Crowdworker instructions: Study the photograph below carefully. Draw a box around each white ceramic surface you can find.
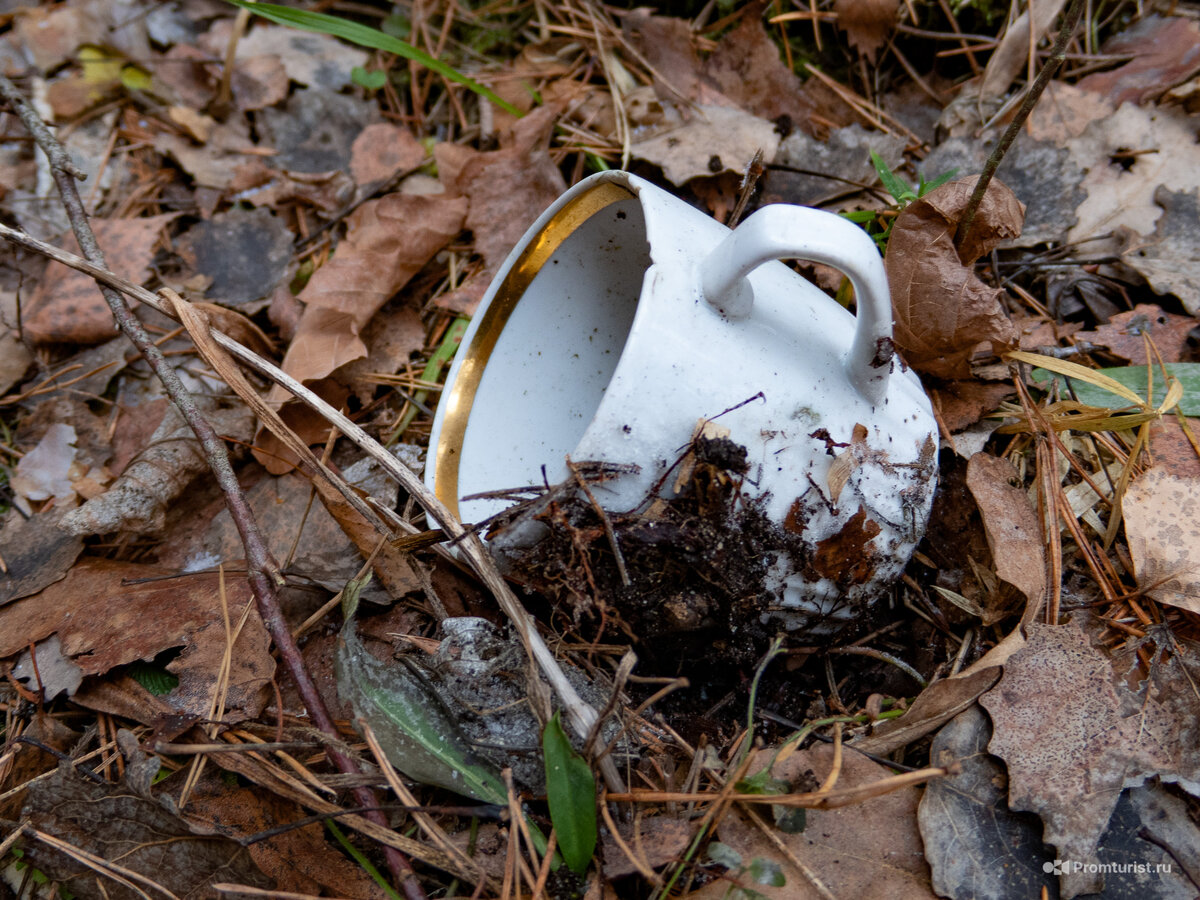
[426,171,938,632]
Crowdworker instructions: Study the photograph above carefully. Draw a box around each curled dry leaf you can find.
[1123,467,1200,613]
[834,0,902,62]
[886,176,1024,378]
[852,664,1001,757]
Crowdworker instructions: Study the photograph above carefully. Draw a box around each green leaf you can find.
[224,0,522,117]
[706,841,743,869]
[1030,362,1200,417]
[747,857,786,887]
[351,66,388,91]
[335,616,510,804]
[127,660,178,696]
[734,768,790,795]
[870,150,914,205]
[772,804,807,833]
[542,711,597,875]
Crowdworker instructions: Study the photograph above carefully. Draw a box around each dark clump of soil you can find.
[498,437,782,668]
[484,434,940,742]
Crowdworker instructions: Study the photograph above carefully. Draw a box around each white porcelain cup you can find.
[426,171,938,633]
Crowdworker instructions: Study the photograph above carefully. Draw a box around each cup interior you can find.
[438,190,650,521]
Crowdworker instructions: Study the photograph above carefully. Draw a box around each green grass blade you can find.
[326,820,403,900]
[870,149,914,204]
[542,711,597,875]
[225,0,522,117]
[918,166,958,196]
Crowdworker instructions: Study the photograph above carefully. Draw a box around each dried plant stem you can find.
[0,135,622,793]
[954,0,1087,251]
[0,76,427,900]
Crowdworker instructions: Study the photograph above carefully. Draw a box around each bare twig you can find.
[0,76,428,900]
[954,0,1088,251]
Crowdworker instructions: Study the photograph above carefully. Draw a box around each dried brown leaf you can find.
[21,765,272,900]
[155,44,214,109]
[232,54,290,111]
[23,214,178,344]
[978,0,1068,102]
[350,122,425,187]
[1118,187,1200,312]
[211,22,368,91]
[886,177,1024,378]
[929,379,1016,432]
[0,507,84,606]
[853,665,1002,756]
[1123,467,1200,613]
[703,12,816,124]
[340,304,427,403]
[0,558,274,720]
[689,744,933,899]
[15,2,111,71]
[1145,415,1200,479]
[311,472,421,597]
[965,452,1046,622]
[631,104,781,186]
[434,105,565,314]
[620,10,708,105]
[278,192,466,387]
[154,118,258,190]
[979,619,1195,897]
[834,0,902,61]
[1077,15,1200,107]
[1075,303,1194,364]
[187,775,388,898]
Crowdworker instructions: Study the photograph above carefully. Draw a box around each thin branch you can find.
[0,76,427,900]
[954,0,1088,251]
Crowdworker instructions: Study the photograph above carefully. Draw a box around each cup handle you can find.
[699,205,894,406]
